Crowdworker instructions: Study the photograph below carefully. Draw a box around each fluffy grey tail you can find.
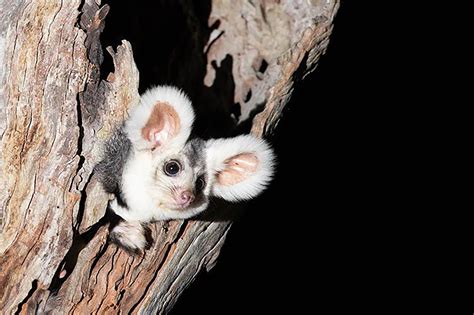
[109,221,149,254]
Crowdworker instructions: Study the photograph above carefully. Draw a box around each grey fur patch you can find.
[183,138,210,194]
[183,138,206,169]
[95,126,131,208]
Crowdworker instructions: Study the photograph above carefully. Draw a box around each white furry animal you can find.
[95,86,275,252]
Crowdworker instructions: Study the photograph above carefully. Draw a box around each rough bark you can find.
[0,0,339,313]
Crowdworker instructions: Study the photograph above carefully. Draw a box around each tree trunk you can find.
[0,0,339,313]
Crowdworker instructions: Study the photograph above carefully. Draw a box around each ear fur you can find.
[206,135,275,202]
[125,86,194,152]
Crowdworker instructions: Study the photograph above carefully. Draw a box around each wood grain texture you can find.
[0,0,339,313]
[0,1,89,312]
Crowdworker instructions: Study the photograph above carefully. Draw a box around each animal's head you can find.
[125,86,275,218]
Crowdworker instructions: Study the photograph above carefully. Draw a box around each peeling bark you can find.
[0,0,339,313]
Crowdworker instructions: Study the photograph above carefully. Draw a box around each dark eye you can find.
[164,160,181,176]
[196,176,206,191]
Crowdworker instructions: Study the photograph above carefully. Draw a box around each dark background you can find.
[102,1,386,313]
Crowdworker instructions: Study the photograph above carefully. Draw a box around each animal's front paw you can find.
[109,221,147,254]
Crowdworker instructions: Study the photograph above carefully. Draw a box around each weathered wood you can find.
[0,0,339,313]
[0,1,92,312]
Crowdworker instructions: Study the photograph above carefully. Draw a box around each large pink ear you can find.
[140,102,180,149]
[206,135,275,202]
[217,153,259,186]
[125,86,194,151]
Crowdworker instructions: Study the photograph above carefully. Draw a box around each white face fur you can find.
[108,86,274,251]
[147,138,211,214]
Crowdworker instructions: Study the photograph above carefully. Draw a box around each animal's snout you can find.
[175,190,195,208]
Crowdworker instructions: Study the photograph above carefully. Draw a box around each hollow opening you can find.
[258,58,268,74]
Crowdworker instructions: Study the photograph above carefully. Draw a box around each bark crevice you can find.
[15,279,38,315]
